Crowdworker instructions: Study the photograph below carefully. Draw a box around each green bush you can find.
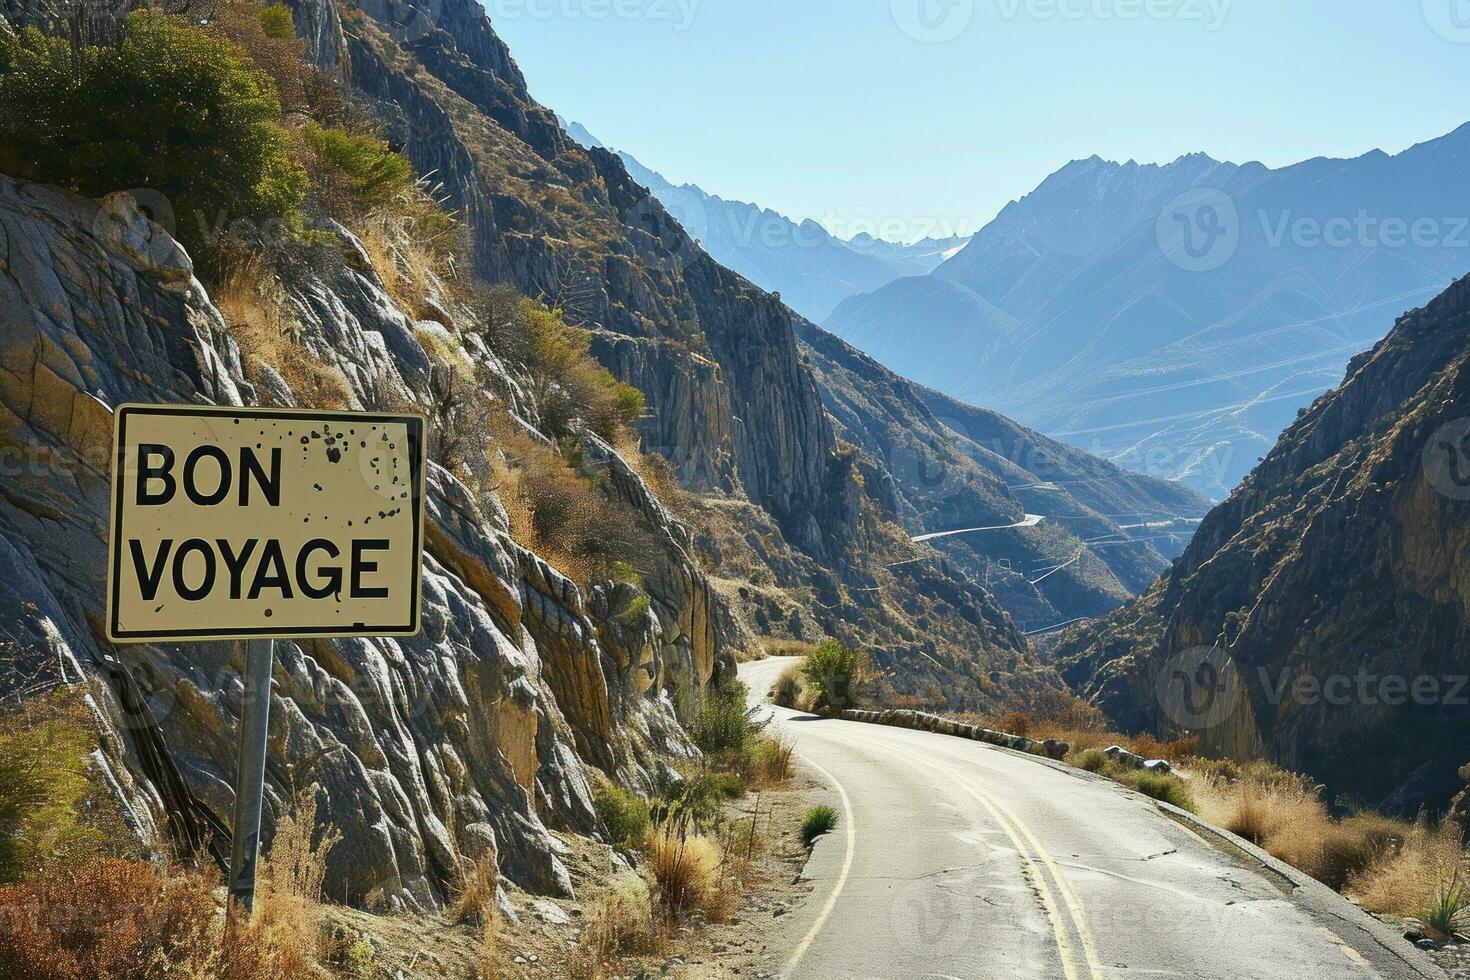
[1134,772,1196,812]
[1424,874,1468,937]
[592,783,650,850]
[650,771,724,833]
[0,12,307,264]
[0,691,113,882]
[303,121,415,211]
[1076,749,1109,774]
[688,682,757,759]
[800,806,838,847]
[800,640,869,713]
[257,3,297,41]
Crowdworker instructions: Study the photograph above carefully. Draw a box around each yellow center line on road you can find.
[841,727,1087,980]
[780,751,857,979]
[984,789,1107,979]
[872,731,1109,980]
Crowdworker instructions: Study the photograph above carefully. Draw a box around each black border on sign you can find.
[106,403,428,643]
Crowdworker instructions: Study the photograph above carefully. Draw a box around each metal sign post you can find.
[227,638,275,913]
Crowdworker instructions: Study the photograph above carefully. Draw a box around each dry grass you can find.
[224,787,342,979]
[1186,760,1467,901]
[1349,817,1468,933]
[451,854,500,926]
[647,825,735,924]
[750,736,794,787]
[0,858,216,979]
[490,420,659,589]
[770,664,806,711]
[215,263,354,410]
[478,908,501,980]
[567,874,664,980]
[355,211,449,322]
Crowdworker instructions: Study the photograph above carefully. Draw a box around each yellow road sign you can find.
[106,404,426,643]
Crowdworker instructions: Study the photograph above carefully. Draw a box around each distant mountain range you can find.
[1053,271,1470,815]
[561,118,968,322]
[827,127,1470,497]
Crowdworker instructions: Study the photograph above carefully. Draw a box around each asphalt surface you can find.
[741,657,1444,980]
[911,513,1046,543]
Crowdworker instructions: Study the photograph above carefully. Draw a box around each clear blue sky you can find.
[489,0,1470,242]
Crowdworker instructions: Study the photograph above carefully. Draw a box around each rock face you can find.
[1054,274,1470,814]
[0,174,732,909]
[269,0,1074,709]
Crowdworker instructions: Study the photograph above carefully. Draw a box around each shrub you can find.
[752,736,794,785]
[689,682,758,760]
[0,858,216,979]
[771,665,805,710]
[302,121,415,214]
[800,806,838,847]
[1133,772,1195,812]
[1425,874,1468,938]
[0,12,308,269]
[257,3,296,41]
[0,689,121,882]
[593,784,651,850]
[493,426,659,587]
[471,292,645,441]
[1076,749,1109,774]
[995,711,1033,738]
[650,771,726,834]
[800,640,869,713]
[647,826,729,923]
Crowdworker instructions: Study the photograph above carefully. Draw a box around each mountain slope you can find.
[291,0,1078,710]
[828,133,1470,497]
[1052,273,1470,814]
[795,319,1211,630]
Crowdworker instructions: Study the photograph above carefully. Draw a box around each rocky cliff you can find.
[268,0,1068,708]
[0,172,732,910]
[1053,274,1470,815]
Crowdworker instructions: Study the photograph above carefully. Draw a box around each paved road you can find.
[741,658,1443,980]
[911,513,1045,543]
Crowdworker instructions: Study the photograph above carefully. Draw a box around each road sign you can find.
[106,404,427,643]
[105,403,427,917]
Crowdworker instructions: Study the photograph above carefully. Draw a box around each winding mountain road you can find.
[740,658,1443,980]
[911,513,1045,543]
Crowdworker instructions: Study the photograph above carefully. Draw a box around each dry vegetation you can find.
[0,675,348,979]
[944,695,1469,935]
